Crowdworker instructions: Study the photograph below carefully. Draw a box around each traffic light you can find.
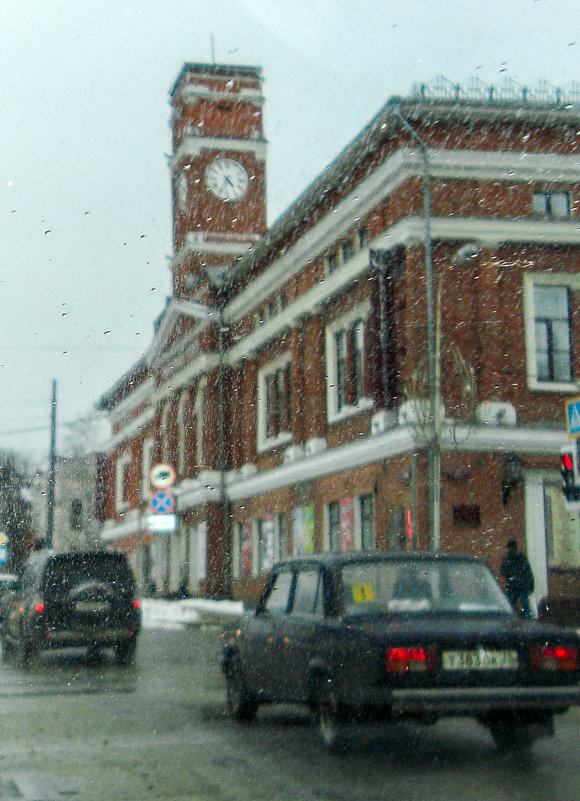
[560,445,580,502]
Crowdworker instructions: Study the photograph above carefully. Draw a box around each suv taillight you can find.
[386,646,437,673]
[530,644,578,671]
[33,603,45,614]
[133,600,141,610]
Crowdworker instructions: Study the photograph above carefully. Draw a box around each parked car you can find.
[0,572,19,625]
[0,572,18,598]
[223,551,580,751]
[0,549,141,666]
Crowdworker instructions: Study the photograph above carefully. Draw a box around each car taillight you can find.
[530,644,579,671]
[133,600,141,610]
[33,603,45,614]
[386,646,437,673]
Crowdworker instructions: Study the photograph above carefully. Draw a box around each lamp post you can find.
[392,107,440,551]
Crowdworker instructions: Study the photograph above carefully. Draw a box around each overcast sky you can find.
[1,0,578,466]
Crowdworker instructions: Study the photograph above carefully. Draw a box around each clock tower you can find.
[169,63,267,297]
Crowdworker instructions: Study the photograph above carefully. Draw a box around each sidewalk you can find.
[140,597,244,629]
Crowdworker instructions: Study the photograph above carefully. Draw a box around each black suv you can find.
[0,549,141,666]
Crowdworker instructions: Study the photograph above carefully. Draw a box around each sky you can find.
[1,0,579,467]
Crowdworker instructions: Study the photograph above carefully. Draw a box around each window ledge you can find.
[258,431,292,454]
[328,397,373,424]
[528,379,578,393]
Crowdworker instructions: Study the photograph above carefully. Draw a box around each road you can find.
[0,624,579,800]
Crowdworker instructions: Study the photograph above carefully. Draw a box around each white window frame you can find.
[532,190,571,218]
[195,378,206,467]
[140,438,155,501]
[257,352,293,452]
[177,388,189,476]
[523,272,580,392]
[325,301,373,422]
[160,402,171,462]
[115,452,131,513]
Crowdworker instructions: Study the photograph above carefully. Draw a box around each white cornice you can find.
[99,422,568,538]
[180,85,264,104]
[153,350,220,404]
[226,146,580,321]
[173,233,255,268]
[104,407,156,452]
[107,377,155,427]
[428,148,580,184]
[172,136,267,171]
[224,210,580,359]
[173,422,569,511]
[146,298,219,366]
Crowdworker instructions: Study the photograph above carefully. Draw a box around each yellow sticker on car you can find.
[351,583,376,603]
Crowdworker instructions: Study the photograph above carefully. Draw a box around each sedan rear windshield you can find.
[341,560,512,617]
[42,556,133,599]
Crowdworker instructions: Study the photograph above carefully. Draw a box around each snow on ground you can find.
[141,598,245,630]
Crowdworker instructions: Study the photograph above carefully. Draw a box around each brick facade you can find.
[98,64,580,618]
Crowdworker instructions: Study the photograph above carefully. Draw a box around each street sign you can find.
[566,396,580,438]
[150,463,176,489]
[149,491,175,514]
[147,514,177,534]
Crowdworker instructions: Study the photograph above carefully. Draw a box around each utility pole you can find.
[45,379,57,548]
[393,107,440,551]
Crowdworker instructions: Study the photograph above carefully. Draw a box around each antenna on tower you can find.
[210,34,216,64]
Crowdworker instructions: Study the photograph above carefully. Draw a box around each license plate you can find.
[75,601,110,613]
[442,649,519,670]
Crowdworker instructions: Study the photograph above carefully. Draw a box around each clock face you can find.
[205,158,249,201]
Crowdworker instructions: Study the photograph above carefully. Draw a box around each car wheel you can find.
[1,637,15,660]
[17,639,36,668]
[225,657,258,721]
[114,639,137,666]
[86,645,104,663]
[317,683,346,751]
[489,720,535,752]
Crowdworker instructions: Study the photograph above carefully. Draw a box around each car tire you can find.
[86,645,104,663]
[489,720,535,752]
[17,639,36,668]
[1,637,15,660]
[225,657,258,721]
[114,639,137,666]
[317,683,347,751]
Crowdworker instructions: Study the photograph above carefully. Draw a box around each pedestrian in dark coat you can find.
[500,540,535,619]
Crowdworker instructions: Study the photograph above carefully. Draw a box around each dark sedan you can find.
[223,551,580,751]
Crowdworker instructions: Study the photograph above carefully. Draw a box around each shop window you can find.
[327,501,340,552]
[544,483,580,568]
[359,494,375,550]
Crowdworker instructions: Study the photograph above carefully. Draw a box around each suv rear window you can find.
[42,555,133,599]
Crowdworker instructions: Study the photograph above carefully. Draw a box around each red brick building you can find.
[98,65,580,615]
